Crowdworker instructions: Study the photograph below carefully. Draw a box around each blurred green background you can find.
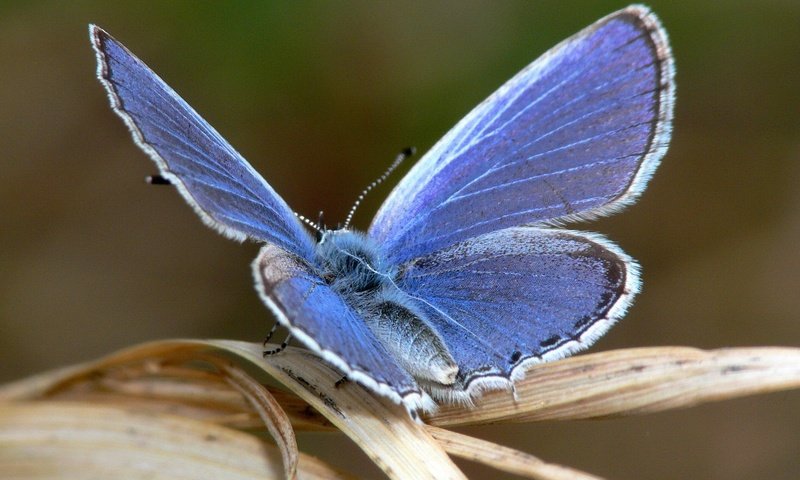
[1,1,799,478]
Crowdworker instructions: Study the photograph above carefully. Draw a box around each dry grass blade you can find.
[0,363,93,401]
[0,344,281,431]
[212,358,298,480]
[428,346,800,426]
[0,339,466,480]
[219,340,468,480]
[0,402,353,480]
[427,425,603,480]
[2,340,799,479]
[0,366,285,431]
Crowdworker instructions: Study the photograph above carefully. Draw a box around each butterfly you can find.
[90,5,674,412]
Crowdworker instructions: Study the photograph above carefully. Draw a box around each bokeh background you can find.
[2,1,799,478]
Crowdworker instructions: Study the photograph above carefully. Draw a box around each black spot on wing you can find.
[540,335,562,348]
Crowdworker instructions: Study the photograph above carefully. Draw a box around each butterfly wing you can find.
[92,26,429,410]
[90,26,314,259]
[369,6,674,264]
[397,226,636,401]
[252,244,431,411]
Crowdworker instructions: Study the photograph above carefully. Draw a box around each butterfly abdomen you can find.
[364,294,458,385]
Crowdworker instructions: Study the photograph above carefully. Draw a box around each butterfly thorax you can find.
[315,229,393,294]
[315,229,458,386]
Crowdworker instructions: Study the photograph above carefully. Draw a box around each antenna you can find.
[295,212,323,235]
[316,211,326,242]
[146,174,172,185]
[317,211,326,231]
[342,147,415,230]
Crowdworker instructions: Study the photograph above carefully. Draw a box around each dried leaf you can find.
[427,425,604,480]
[214,359,298,480]
[0,339,466,480]
[427,346,800,426]
[0,402,352,480]
[219,340,468,480]
[2,341,799,479]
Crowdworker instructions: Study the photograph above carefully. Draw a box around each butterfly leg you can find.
[263,333,292,356]
[262,322,279,347]
[334,376,349,388]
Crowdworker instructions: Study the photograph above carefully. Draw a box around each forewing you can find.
[369,6,674,264]
[90,26,314,259]
[397,227,637,401]
[252,243,431,411]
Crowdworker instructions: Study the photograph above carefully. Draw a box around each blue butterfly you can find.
[90,5,674,412]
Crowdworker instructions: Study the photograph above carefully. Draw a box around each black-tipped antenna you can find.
[342,147,415,230]
[146,174,172,185]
